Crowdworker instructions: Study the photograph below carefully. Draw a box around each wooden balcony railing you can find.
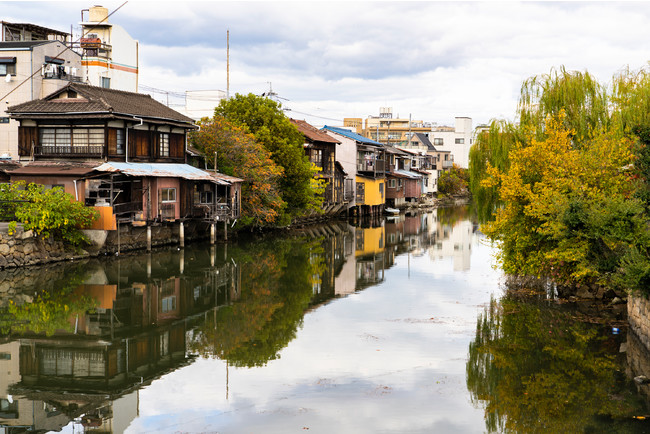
[357,159,385,173]
[113,201,142,215]
[34,145,103,157]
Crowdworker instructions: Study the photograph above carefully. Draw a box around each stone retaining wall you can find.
[0,221,217,270]
[0,226,84,269]
[628,295,650,350]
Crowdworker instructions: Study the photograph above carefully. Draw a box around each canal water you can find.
[0,205,649,433]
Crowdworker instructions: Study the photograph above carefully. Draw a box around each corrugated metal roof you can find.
[94,162,221,182]
[321,126,383,146]
[391,169,423,179]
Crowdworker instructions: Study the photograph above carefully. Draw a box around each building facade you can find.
[0,39,83,159]
[76,5,139,92]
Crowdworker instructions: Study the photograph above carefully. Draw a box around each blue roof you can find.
[321,126,383,146]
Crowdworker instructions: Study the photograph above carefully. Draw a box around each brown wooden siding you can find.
[18,126,37,157]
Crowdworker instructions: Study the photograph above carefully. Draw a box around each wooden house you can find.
[290,119,349,214]
[6,83,241,231]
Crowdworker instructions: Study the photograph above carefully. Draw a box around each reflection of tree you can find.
[437,205,472,227]
[188,237,323,367]
[0,264,98,336]
[467,295,646,433]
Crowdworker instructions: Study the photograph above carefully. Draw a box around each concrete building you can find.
[0,39,82,158]
[345,107,433,147]
[429,117,473,169]
[76,5,138,92]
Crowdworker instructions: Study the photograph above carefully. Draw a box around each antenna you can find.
[263,82,288,103]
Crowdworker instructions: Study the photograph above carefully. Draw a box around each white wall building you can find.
[0,40,82,159]
[429,117,473,169]
[79,5,138,92]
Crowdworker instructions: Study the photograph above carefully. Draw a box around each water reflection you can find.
[467,293,649,433]
[0,206,480,432]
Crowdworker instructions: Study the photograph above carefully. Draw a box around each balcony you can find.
[442,160,454,169]
[34,145,103,158]
[357,158,386,173]
[113,201,143,215]
[192,203,239,221]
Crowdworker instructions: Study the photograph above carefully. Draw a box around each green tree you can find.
[437,164,469,196]
[467,295,645,433]
[0,181,98,245]
[190,116,286,227]
[482,114,644,289]
[215,93,322,217]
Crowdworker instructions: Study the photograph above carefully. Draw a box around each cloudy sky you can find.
[3,1,650,127]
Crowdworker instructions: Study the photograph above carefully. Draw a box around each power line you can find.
[0,1,129,104]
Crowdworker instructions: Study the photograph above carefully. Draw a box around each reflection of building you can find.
[0,247,242,432]
[428,218,475,271]
[355,225,385,289]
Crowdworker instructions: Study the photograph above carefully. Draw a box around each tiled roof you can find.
[0,41,51,49]
[290,119,340,144]
[321,126,383,146]
[413,133,436,151]
[8,83,195,126]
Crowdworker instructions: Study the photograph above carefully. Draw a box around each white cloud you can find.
[4,1,650,127]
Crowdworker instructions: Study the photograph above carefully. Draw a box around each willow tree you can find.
[469,67,610,210]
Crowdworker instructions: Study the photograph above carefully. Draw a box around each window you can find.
[434,138,444,145]
[101,77,110,88]
[200,190,213,204]
[0,57,16,76]
[159,133,169,157]
[116,129,125,155]
[310,149,322,165]
[455,138,464,144]
[388,179,396,188]
[72,128,104,149]
[160,187,176,203]
[379,182,384,199]
[0,117,9,124]
[40,127,71,148]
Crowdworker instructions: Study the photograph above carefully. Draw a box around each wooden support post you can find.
[179,248,185,274]
[224,220,228,241]
[211,223,216,245]
[180,221,185,248]
[147,225,152,252]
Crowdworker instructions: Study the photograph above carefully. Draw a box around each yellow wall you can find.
[355,226,385,257]
[356,176,385,206]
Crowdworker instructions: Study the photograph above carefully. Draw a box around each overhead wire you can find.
[0,1,129,104]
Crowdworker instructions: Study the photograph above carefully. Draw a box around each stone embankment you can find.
[0,224,83,268]
[628,295,650,351]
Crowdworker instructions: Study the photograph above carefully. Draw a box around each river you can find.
[0,205,648,433]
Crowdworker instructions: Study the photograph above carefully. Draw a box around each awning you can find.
[0,57,16,64]
[93,162,225,183]
[44,55,64,65]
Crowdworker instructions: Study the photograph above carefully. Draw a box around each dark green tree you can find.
[215,93,321,219]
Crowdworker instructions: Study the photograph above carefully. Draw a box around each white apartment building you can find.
[0,39,82,159]
[429,117,473,169]
[78,5,138,92]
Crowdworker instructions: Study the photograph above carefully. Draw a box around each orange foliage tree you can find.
[190,116,286,227]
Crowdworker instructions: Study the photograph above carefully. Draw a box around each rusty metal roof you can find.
[9,162,97,176]
[93,162,222,182]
